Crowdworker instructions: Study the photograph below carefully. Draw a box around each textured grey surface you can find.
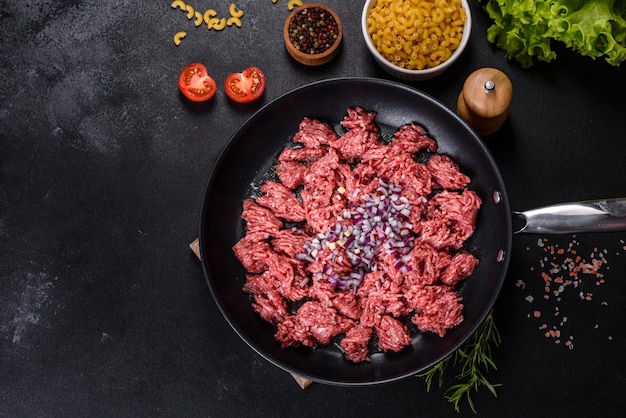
[1,1,626,417]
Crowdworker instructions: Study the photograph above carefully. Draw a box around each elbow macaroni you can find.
[172,2,245,34]
[366,0,466,70]
[287,0,303,10]
[173,31,187,46]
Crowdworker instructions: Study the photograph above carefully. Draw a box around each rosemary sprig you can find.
[417,310,501,413]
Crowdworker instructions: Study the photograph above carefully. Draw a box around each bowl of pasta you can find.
[362,0,471,80]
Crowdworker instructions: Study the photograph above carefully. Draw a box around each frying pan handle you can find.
[513,198,626,234]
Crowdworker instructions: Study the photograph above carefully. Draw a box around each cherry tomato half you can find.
[178,63,217,102]
[224,66,266,103]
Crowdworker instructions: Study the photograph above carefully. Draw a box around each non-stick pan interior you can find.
[200,78,512,385]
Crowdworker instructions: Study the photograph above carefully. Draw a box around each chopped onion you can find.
[296,180,419,290]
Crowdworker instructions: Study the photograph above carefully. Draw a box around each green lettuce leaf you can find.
[482,0,626,68]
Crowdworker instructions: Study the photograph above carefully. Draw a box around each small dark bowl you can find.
[284,3,343,66]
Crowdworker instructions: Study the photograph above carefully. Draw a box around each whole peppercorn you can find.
[288,7,339,55]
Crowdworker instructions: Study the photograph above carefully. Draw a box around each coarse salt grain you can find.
[517,235,618,350]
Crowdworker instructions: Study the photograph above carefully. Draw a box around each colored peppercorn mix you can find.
[287,6,339,55]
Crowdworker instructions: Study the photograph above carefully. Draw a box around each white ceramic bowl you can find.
[361,0,472,81]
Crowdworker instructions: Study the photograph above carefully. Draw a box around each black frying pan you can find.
[199,78,513,385]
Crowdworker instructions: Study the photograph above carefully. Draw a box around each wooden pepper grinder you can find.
[457,68,513,136]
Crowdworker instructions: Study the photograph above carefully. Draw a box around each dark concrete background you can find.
[1,1,625,416]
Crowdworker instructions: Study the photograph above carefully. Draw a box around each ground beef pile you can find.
[232,107,481,363]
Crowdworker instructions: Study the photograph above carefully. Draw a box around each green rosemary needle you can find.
[417,310,501,413]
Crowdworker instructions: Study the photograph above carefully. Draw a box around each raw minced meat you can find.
[376,315,412,352]
[233,107,481,363]
[340,324,372,363]
[256,181,306,223]
[275,160,307,189]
